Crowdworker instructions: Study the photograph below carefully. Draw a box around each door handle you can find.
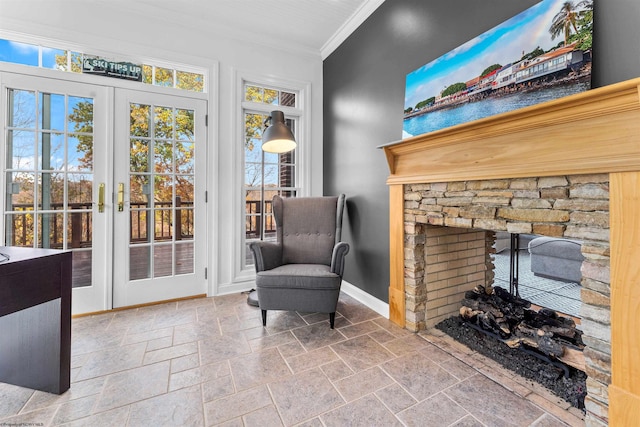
[118,183,124,212]
[98,183,105,213]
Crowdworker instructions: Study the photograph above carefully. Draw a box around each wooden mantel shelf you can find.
[381,77,640,185]
[381,77,640,426]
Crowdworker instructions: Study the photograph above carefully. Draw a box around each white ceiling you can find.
[106,0,386,58]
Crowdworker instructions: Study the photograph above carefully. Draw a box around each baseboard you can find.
[341,280,389,319]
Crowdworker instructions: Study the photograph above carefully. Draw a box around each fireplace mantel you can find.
[382,77,640,425]
[382,78,640,184]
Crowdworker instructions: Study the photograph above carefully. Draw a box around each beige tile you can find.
[331,335,394,372]
[286,346,338,373]
[122,327,174,346]
[372,317,413,337]
[58,406,130,427]
[0,383,35,418]
[450,415,485,426]
[92,361,170,413]
[243,404,283,427]
[204,385,272,425]
[277,340,306,359]
[445,374,544,426]
[170,361,230,391]
[202,375,235,403]
[374,383,417,413]
[382,352,458,401]
[173,321,222,345]
[143,342,198,365]
[75,342,146,381]
[529,413,574,426]
[264,311,311,334]
[435,355,477,381]
[368,329,397,344]
[526,393,584,426]
[51,394,98,425]
[319,360,354,382]
[128,384,204,426]
[198,333,252,365]
[177,296,214,310]
[49,292,579,427]
[295,418,324,427]
[146,335,174,352]
[71,326,127,356]
[320,394,402,427]
[218,312,264,334]
[336,293,381,323]
[334,366,393,402]
[269,368,344,426]
[292,323,346,351]
[397,392,469,427]
[248,331,296,352]
[229,348,292,391]
[337,320,382,338]
[0,405,57,427]
[170,353,200,374]
[383,334,431,356]
[22,376,104,413]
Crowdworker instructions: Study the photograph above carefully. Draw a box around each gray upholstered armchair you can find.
[249,194,349,329]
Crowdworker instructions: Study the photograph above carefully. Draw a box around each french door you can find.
[1,74,208,313]
[1,74,109,314]
[112,89,207,308]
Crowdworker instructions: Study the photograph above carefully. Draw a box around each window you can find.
[242,83,300,269]
[0,37,205,93]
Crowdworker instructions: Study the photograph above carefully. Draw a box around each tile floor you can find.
[0,292,585,426]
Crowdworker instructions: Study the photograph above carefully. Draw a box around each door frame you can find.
[0,66,212,314]
[112,88,208,308]
[0,72,113,314]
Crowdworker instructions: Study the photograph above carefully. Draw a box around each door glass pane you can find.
[127,102,196,280]
[130,245,151,280]
[3,88,95,288]
[175,242,193,274]
[8,130,36,169]
[39,93,65,131]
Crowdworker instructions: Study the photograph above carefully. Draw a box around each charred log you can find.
[459,285,584,367]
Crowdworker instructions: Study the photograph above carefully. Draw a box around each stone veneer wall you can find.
[403,174,611,426]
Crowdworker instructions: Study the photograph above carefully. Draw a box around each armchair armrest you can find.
[330,241,350,276]
[249,241,283,272]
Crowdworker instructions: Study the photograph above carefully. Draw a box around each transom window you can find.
[0,38,205,93]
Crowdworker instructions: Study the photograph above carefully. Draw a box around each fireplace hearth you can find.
[436,315,588,409]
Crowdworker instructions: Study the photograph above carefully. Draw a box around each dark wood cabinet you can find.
[0,246,72,394]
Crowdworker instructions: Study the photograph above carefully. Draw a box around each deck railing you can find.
[9,199,271,247]
[245,200,276,239]
[9,198,195,247]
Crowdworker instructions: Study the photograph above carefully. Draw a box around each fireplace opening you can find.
[437,230,587,410]
[493,232,583,319]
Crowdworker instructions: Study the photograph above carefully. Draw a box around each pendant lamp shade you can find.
[262,110,296,153]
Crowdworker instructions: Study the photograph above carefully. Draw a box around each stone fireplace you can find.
[381,77,640,426]
[402,174,609,421]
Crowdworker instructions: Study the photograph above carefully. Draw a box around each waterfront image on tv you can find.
[403,0,593,138]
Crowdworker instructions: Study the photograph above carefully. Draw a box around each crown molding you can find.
[321,0,386,60]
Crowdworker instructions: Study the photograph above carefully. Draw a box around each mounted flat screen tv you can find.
[403,0,593,138]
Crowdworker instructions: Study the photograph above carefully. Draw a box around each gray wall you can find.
[324,0,640,302]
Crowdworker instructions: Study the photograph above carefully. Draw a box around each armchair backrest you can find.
[272,194,346,266]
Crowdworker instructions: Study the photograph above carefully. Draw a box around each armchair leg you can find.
[330,312,336,329]
[261,309,267,327]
